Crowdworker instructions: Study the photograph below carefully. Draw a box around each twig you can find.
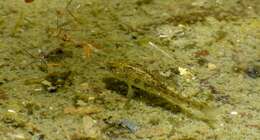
[148,41,175,61]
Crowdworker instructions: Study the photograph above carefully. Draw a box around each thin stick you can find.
[148,41,175,61]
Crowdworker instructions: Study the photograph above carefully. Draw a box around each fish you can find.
[103,61,216,125]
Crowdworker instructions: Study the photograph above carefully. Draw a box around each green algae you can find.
[0,0,260,139]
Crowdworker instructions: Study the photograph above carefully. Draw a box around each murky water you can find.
[0,0,259,139]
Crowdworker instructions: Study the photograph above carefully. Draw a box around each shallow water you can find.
[0,0,259,139]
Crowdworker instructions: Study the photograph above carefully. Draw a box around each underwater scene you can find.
[0,0,259,139]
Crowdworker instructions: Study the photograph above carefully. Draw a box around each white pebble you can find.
[230,111,238,115]
[7,109,16,113]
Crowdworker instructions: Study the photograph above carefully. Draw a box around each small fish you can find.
[104,61,216,125]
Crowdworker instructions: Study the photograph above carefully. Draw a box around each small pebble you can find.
[178,67,189,76]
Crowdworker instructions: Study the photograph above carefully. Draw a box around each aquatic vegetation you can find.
[103,61,216,124]
[0,0,259,139]
[1,112,27,128]
[165,0,253,25]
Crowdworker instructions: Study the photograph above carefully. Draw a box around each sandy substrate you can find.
[0,0,259,139]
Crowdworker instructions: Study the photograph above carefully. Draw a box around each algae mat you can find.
[0,0,259,139]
